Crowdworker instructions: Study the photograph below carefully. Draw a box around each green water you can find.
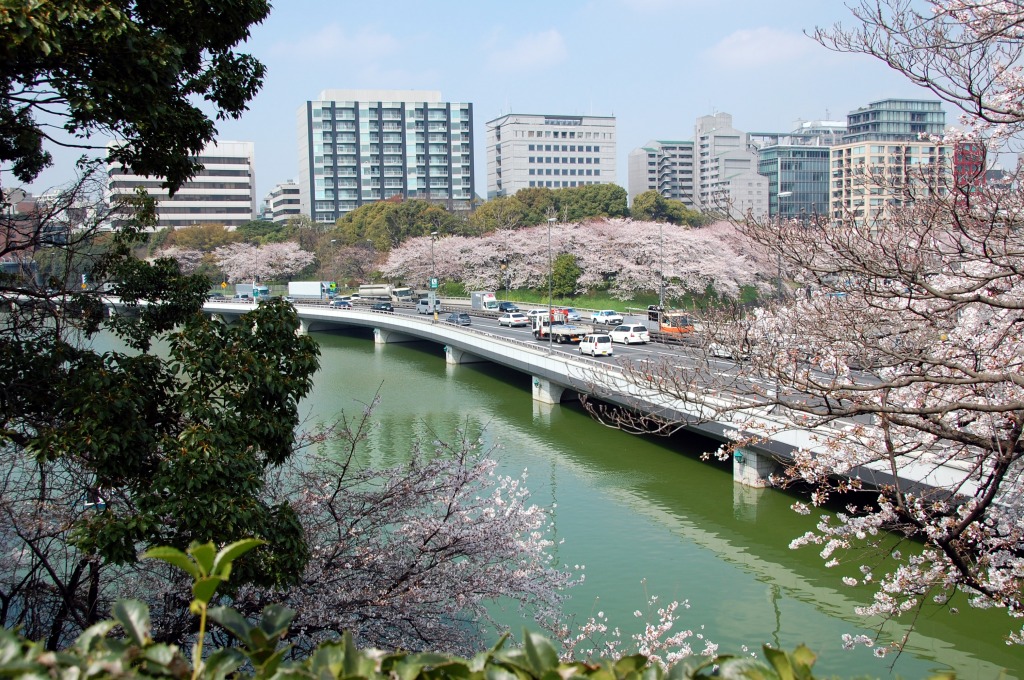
[300,329,1021,679]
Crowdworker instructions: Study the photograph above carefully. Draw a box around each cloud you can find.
[704,27,815,70]
[269,24,400,62]
[485,29,568,73]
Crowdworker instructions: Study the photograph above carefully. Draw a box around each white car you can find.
[609,324,650,344]
[498,312,530,327]
[525,309,549,320]
[590,310,624,325]
[579,333,614,357]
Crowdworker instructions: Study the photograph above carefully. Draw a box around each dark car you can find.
[497,301,520,313]
[330,299,352,309]
[444,312,472,326]
[371,301,394,313]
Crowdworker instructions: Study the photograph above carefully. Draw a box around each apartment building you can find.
[485,113,616,198]
[694,112,767,218]
[264,180,301,224]
[829,99,949,225]
[627,140,696,207]
[297,90,474,223]
[106,140,256,230]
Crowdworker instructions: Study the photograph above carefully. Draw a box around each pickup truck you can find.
[590,309,624,325]
[532,317,593,343]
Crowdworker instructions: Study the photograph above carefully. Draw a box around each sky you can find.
[14,0,947,204]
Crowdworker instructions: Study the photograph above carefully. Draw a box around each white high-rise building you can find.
[627,140,696,206]
[485,113,616,198]
[297,89,474,223]
[106,140,256,229]
[694,112,767,219]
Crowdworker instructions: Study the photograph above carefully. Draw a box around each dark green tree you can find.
[467,195,528,233]
[551,252,582,298]
[0,0,270,192]
[1,168,317,648]
[514,187,557,225]
[554,184,629,222]
[631,190,712,227]
[335,199,464,250]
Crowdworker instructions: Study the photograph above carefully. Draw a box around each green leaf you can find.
[74,621,117,653]
[212,538,265,578]
[142,546,200,579]
[208,606,255,647]
[257,604,296,640]
[202,649,246,680]
[789,645,816,676]
[112,600,151,646]
[762,647,793,680]
[521,630,559,677]
[192,576,224,606]
[189,542,217,576]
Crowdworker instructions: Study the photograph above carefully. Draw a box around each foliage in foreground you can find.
[0,540,933,680]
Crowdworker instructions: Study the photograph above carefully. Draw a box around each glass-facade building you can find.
[298,90,474,223]
[757,146,830,219]
[844,99,945,143]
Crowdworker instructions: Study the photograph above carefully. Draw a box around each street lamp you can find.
[547,217,556,354]
[658,221,665,309]
[776,191,793,298]
[430,231,439,321]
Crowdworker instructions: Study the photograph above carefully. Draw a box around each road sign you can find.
[221,281,227,288]
[430,277,438,289]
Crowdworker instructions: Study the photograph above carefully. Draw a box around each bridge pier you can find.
[532,376,567,404]
[444,345,486,365]
[732,448,779,488]
[373,328,417,344]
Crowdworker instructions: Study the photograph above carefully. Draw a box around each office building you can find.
[627,140,696,206]
[298,90,474,223]
[485,113,616,198]
[106,140,256,229]
[264,180,301,224]
[694,112,767,218]
[748,120,844,219]
[830,99,949,225]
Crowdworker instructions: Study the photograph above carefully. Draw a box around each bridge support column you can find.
[444,345,486,364]
[532,376,566,404]
[732,448,777,488]
[296,319,309,336]
[374,328,416,344]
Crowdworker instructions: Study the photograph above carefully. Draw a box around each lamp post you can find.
[776,191,792,298]
[658,221,665,309]
[547,217,556,354]
[430,231,438,322]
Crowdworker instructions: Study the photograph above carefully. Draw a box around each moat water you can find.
[295,328,1020,679]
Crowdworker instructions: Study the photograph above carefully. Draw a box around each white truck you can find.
[358,284,415,302]
[532,309,593,344]
[287,281,332,300]
[470,291,498,311]
[235,283,269,299]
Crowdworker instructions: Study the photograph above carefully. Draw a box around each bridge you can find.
[198,299,969,496]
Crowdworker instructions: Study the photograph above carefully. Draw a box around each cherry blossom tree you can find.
[381,219,774,301]
[213,241,315,283]
[586,0,1024,652]
[155,247,204,274]
[221,401,578,655]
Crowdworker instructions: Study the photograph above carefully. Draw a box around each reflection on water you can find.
[303,330,1020,679]
[90,325,1021,678]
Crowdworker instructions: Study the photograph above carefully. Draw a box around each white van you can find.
[416,298,440,314]
[579,334,613,357]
